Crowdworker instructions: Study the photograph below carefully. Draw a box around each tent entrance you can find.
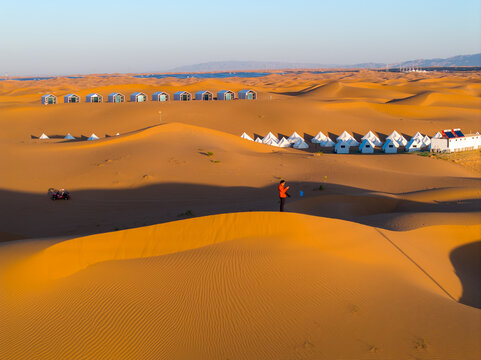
[203,94,210,100]
[48,97,54,104]
[247,93,253,100]
[138,95,145,102]
[160,94,167,101]
[181,94,188,101]
[92,96,99,103]
[225,93,232,100]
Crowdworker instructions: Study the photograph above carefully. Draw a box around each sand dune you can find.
[1,212,480,359]
[388,90,481,108]
[1,70,480,359]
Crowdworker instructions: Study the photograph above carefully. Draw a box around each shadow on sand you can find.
[450,241,481,309]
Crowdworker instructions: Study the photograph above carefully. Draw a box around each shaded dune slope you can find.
[1,212,480,359]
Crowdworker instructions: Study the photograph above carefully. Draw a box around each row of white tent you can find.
[37,133,119,141]
[240,130,443,153]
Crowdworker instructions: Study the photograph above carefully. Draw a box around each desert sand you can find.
[0,70,480,359]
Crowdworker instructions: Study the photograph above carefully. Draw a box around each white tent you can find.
[382,139,398,153]
[386,130,401,140]
[277,137,292,148]
[337,131,359,147]
[422,135,431,147]
[262,132,279,144]
[87,133,99,141]
[432,132,443,139]
[64,133,75,140]
[264,138,279,147]
[240,132,253,141]
[293,138,309,149]
[255,137,263,143]
[405,137,423,152]
[319,138,335,147]
[337,131,353,142]
[361,131,382,146]
[115,133,120,136]
[335,141,350,154]
[386,130,407,146]
[359,139,375,153]
[287,131,304,143]
[311,131,328,143]
[39,133,49,139]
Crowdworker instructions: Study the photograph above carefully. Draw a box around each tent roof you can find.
[64,133,75,140]
[153,91,168,95]
[174,91,190,95]
[337,131,354,141]
[278,137,291,147]
[362,131,380,141]
[239,89,256,94]
[240,132,253,141]
[195,90,212,95]
[39,133,49,139]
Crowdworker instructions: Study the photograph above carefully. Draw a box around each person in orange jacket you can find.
[278,180,290,212]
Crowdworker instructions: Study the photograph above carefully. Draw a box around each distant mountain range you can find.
[170,53,481,72]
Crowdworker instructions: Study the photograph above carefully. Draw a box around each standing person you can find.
[278,180,290,212]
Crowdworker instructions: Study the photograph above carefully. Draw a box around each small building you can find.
[195,90,213,101]
[359,139,375,153]
[238,89,257,100]
[41,94,57,105]
[130,92,147,102]
[217,90,235,100]
[152,91,169,102]
[173,91,191,101]
[64,94,80,103]
[335,141,350,154]
[86,93,103,103]
[430,129,481,153]
[108,93,125,103]
[382,139,398,153]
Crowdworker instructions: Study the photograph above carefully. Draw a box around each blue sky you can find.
[1,0,480,76]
